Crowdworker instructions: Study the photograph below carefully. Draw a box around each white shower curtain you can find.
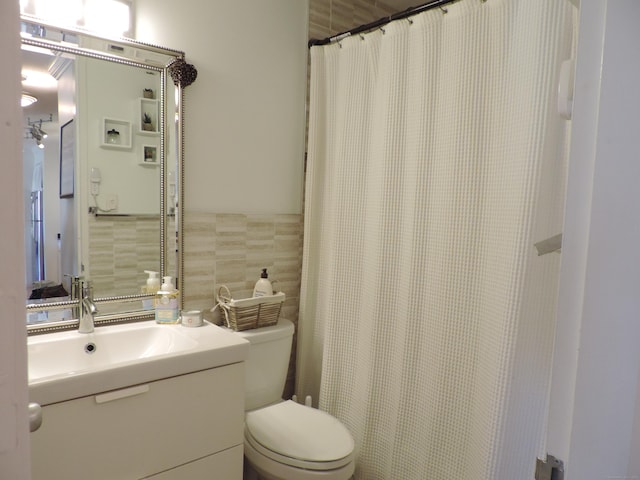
[297,0,575,478]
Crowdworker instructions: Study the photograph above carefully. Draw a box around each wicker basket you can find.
[216,285,285,331]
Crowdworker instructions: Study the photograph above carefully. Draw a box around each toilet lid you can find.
[245,400,354,463]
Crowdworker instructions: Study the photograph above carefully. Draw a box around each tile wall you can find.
[88,214,161,296]
[182,213,303,399]
[309,0,397,41]
[182,213,303,322]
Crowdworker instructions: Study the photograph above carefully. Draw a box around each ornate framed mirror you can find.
[22,14,193,334]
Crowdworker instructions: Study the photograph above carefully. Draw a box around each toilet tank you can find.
[233,318,294,411]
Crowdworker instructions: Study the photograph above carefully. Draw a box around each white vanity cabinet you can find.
[30,362,245,480]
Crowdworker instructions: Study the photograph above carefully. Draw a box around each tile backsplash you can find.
[89,211,303,398]
[183,212,304,399]
[88,214,161,296]
[182,212,303,323]
[309,0,397,41]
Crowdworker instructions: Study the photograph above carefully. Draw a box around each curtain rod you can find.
[308,0,460,48]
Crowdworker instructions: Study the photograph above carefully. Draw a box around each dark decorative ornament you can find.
[168,59,198,88]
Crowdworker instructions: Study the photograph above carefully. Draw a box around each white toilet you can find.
[233,318,355,480]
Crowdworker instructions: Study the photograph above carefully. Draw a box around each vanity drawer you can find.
[144,445,243,479]
[31,363,245,480]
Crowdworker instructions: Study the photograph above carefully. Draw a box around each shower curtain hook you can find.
[406,17,414,25]
[359,33,366,41]
[380,26,386,34]
[440,6,449,13]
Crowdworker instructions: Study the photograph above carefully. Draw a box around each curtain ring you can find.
[407,17,414,25]
[380,27,386,34]
[440,6,448,13]
[359,34,365,41]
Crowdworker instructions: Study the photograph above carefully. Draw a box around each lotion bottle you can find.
[252,268,273,297]
[142,270,160,310]
[155,276,179,324]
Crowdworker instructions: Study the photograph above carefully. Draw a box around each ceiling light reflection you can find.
[21,93,38,107]
[22,69,58,91]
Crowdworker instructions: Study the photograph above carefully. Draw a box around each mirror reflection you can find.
[22,18,181,328]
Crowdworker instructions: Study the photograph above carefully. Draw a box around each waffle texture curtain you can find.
[297,0,575,478]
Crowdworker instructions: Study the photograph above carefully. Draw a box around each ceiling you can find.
[21,48,61,126]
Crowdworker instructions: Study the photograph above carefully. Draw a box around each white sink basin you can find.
[28,321,249,405]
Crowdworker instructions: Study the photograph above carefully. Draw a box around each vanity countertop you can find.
[28,321,249,405]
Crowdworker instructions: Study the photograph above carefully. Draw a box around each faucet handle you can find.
[82,280,94,298]
[64,274,84,281]
[64,274,85,300]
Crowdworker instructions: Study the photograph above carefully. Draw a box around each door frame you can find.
[547,1,640,479]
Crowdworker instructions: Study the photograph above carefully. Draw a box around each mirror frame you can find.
[23,14,187,334]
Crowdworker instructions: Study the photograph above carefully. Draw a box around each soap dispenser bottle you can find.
[252,268,273,298]
[155,276,179,324]
[142,270,160,310]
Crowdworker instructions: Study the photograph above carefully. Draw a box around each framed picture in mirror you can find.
[142,145,158,165]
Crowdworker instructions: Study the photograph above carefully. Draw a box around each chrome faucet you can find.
[80,292,98,333]
[70,276,97,333]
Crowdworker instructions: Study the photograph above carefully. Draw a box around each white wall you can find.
[79,57,161,215]
[134,0,308,215]
[548,1,640,479]
[0,0,31,477]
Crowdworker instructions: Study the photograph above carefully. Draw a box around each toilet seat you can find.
[245,400,354,471]
[244,436,355,480]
